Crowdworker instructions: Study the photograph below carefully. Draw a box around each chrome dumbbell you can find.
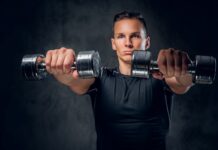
[131,50,216,84]
[21,50,101,80]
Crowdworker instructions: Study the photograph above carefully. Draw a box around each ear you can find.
[145,36,151,50]
[111,38,117,51]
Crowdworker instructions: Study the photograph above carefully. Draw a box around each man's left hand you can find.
[152,48,191,80]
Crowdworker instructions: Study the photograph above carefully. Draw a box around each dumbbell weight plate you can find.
[21,54,48,80]
[131,50,152,78]
[76,50,101,78]
[194,55,216,84]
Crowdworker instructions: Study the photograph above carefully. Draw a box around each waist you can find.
[96,116,168,140]
[96,121,167,150]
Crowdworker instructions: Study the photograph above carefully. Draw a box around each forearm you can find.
[68,78,95,95]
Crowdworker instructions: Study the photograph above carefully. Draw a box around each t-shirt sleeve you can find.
[86,67,104,94]
[86,67,106,109]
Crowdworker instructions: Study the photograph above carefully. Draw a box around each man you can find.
[45,11,194,150]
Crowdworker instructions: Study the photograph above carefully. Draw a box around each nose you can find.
[125,37,133,48]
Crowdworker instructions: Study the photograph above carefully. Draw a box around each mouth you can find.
[123,50,133,55]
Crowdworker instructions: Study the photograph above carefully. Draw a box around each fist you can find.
[153,48,191,79]
[45,47,79,79]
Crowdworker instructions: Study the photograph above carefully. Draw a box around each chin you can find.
[117,55,132,64]
[123,56,132,64]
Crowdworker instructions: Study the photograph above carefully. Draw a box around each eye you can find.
[117,34,125,39]
[132,34,141,38]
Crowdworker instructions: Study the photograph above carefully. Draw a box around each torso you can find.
[90,67,172,150]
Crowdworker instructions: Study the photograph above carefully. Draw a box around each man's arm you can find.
[68,78,95,95]
[153,48,194,94]
[45,47,95,95]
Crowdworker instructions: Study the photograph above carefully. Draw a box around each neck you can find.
[118,61,132,76]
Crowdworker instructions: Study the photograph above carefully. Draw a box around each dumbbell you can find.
[21,50,101,80]
[131,50,216,84]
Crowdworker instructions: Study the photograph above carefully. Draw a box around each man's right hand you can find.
[45,47,95,94]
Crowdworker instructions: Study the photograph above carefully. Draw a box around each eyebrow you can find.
[115,32,141,35]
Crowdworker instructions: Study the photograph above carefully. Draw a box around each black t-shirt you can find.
[89,67,173,150]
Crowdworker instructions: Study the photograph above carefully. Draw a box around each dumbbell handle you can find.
[149,60,196,74]
[36,56,77,71]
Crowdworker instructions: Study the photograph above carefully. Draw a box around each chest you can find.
[95,76,166,119]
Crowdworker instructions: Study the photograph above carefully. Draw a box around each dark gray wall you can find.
[1,0,218,150]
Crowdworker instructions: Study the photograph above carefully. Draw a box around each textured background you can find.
[1,0,218,150]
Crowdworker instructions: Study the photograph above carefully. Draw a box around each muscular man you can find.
[45,11,194,150]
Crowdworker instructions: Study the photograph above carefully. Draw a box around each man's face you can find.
[111,18,150,64]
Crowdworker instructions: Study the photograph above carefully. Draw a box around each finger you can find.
[166,49,174,77]
[157,49,167,76]
[174,50,182,77]
[63,50,75,74]
[50,50,58,74]
[152,72,164,80]
[182,52,189,75]
[72,70,79,79]
[56,54,65,74]
[45,50,52,74]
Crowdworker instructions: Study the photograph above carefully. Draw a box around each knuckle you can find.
[56,62,62,68]
[52,50,57,54]
[67,49,76,56]
[51,61,57,68]
[45,51,52,59]
[168,48,174,54]
[51,63,56,68]
[174,50,181,56]
[159,49,166,55]
[64,62,71,68]
[46,50,52,55]
[60,47,66,49]
[58,48,66,54]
